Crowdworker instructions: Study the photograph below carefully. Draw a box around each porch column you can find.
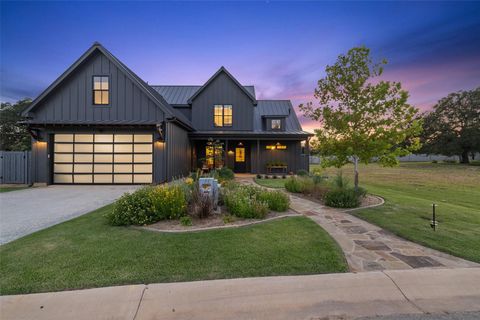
[225,139,229,168]
[256,139,260,174]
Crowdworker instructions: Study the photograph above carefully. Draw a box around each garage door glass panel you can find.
[55,154,73,163]
[75,134,94,142]
[134,134,153,143]
[94,144,113,153]
[94,164,112,173]
[54,164,72,173]
[74,175,93,183]
[114,164,132,173]
[114,174,133,183]
[134,154,152,163]
[55,134,74,142]
[114,144,133,153]
[54,174,72,183]
[114,154,132,163]
[134,174,152,183]
[75,144,93,153]
[74,164,92,173]
[134,144,152,153]
[94,175,112,183]
[134,164,152,173]
[95,135,113,143]
[74,154,93,163]
[114,134,133,143]
[55,144,73,153]
[95,154,113,162]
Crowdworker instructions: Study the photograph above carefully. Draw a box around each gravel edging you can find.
[342,195,385,212]
[134,213,302,234]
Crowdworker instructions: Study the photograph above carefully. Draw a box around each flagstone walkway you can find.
[236,175,478,272]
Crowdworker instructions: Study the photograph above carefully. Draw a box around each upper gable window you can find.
[214,104,232,127]
[271,119,281,130]
[93,76,109,105]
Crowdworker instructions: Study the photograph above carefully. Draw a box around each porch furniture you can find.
[266,165,288,174]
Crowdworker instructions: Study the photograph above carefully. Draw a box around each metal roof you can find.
[254,100,305,133]
[152,85,255,105]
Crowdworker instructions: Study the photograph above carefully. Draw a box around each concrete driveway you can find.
[0,185,139,245]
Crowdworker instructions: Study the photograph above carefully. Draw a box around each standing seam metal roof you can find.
[151,85,256,105]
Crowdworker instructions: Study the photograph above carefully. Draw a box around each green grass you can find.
[312,162,480,263]
[254,178,286,188]
[0,204,347,295]
[0,186,29,193]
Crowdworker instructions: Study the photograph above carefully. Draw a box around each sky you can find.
[1,1,479,132]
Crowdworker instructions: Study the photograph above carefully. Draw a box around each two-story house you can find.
[21,42,312,185]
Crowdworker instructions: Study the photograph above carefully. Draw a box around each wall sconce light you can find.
[238,142,243,146]
[228,150,234,155]
[156,123,165,142]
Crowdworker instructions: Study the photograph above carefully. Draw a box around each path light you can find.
[430,203,438,231]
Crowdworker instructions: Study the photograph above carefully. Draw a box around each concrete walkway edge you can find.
[1,267,479,320]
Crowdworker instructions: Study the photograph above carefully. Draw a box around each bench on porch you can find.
[266,164,288,174]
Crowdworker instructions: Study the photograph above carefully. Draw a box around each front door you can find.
[234,146,246,173]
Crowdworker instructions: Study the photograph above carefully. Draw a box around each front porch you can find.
[191,137,309,174]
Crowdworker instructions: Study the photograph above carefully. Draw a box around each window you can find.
[235,147,245,162]
[213,104,232,127]
[271,119,281,130]
[93,76,109,105]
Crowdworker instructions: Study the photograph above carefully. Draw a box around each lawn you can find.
[254,177,286,188]
[312,162,480,263]
[0,186,29,193]
[0,204,347,295]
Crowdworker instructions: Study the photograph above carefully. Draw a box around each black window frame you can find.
[271,119,282,130]
[213,104,233,127]
[93,76,110,106]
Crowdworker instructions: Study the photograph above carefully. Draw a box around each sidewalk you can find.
[1,267,479,320]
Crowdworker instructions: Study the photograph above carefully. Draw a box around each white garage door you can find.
[54,133,153,184]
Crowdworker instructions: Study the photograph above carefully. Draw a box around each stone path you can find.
[236,175,478,272]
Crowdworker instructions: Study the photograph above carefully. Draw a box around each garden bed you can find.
[140,208,300,232]
[290,191,383,210]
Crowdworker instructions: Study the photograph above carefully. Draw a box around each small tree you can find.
[300,47,422,189]
[420,88,480,164]
[0,99,32,151]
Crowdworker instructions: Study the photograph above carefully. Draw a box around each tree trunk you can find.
[460,150,470,164]
[353,156,359,190]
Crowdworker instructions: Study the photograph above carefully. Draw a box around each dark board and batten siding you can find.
[32,51,165,124]
[0,151,32,184]
[251,140,305,174]
[191,72,255,131]
[166,122,191,179]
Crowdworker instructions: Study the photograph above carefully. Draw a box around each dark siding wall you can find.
[31,136,50,184]
[32,51,165,123]
[251,140,302,174]
[174,107,192,121]
[166,122,191,179]
[191,72,254,131]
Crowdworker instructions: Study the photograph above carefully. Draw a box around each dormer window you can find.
[271,119,281,130]
[214,104,232,127]
[93,76,109,105]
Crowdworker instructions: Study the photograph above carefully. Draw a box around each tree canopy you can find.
[420,88,480,163]
[300,46,422,188]
[0,99,32,151]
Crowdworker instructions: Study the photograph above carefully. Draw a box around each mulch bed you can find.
[142,208,300,232]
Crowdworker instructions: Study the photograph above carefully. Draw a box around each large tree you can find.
[420,88,480,164]
[0,99,32,151]
[300,46,422,189]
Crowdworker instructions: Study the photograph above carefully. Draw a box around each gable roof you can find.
[21,42,193,130]
[151,85,256,106]
[186,67,257,105]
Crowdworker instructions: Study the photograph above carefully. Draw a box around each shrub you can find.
[256,174,262,179]
[265,175,270,179]
[190,184,214,219]
[443,159,457,164]
[215,167,235,182]
[150,184,187,220]
[273,175,278,179]
[297,169,309,176]
[324,188,361,208]
[332,172,349,189]
[431,160,438,164]
[470,160,480,166]
[282,175,286,179]
[284,176,314,194]
[180,216,192,226]
[223,186,268,219]
[257,190,290,212]
[223,214,236,224]
[105,187,155,226]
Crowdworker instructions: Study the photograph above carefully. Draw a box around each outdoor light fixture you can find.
[430,203,438,231]
[156,123,165,141]
[228,150,234,155]
[238,142,243,146]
